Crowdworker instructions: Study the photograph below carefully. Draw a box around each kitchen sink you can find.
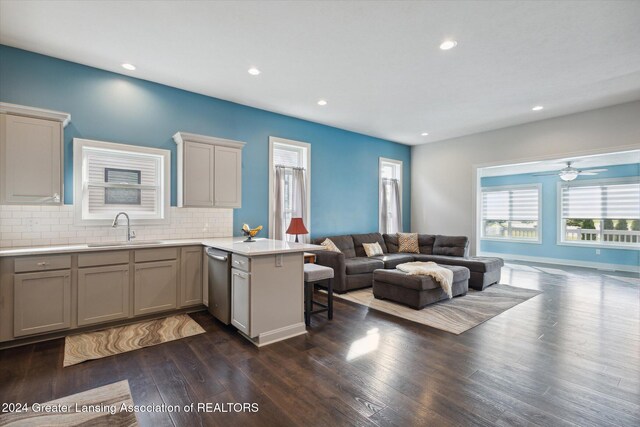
[87,241,165,247]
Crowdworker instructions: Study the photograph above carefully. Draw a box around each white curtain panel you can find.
[274,166,286,240]
[291,168,309,243]
[380,178,402,234]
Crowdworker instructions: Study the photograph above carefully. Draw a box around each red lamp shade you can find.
[286,217,309,235]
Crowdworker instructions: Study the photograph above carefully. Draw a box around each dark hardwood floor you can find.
[1,262,639,426]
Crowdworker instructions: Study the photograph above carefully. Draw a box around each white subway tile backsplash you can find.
[0,205,233,248]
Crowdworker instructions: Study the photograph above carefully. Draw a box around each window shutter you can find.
[482,187,539,221]
[561,182,640,219]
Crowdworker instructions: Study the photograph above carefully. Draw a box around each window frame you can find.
[268,136,311,239]
[73,138,171,226]
[378,157,403,234]
[557,176,640,250]
[480,183,542,244]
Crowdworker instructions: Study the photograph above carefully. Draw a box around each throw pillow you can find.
[321,238,341,253]
[362,242,383,257]
[398,233,419,253]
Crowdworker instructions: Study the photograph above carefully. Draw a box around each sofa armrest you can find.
[309,250,347,291]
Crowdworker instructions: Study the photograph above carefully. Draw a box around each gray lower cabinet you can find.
[78,265,130,326]
[14,270,71,337]
[134,260,178,316]
[231,268,251,336]
[180,246,203,307]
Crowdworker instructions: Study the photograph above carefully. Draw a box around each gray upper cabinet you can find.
[0,103,70,205]
[173,132,245,208]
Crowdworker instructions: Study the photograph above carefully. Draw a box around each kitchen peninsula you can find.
[0,238,323,348]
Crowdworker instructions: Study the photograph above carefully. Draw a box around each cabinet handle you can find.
[52,193,61,203]
[37,262,49,266]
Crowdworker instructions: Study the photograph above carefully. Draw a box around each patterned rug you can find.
[334,284,541,334]
[64,314,205,366]
[0,380,137,426]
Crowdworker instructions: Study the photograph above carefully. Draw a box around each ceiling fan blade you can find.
[577,172,599,175]
[532,171,560,176]
[578,168,608,173]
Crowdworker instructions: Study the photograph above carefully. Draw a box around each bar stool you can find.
[303,264,334,326]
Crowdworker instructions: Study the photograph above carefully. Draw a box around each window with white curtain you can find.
[559,177,640,248]
[268,137,310,242]
[379,158,403,234]
[73,139,170,224]
[481,184,541,242]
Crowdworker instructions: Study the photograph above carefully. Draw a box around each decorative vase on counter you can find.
[241,224,263,242]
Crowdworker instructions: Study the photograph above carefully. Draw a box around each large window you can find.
[559,177,640,248]
[73,139,170,224]
[379,158,403,234]
[481,184,541,242]
[268,137,310,242]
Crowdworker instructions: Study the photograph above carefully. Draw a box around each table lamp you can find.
[286,217,308,243]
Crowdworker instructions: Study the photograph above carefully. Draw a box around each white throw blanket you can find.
[396,261,454,299]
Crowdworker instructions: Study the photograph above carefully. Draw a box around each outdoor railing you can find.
[565,228,640,244]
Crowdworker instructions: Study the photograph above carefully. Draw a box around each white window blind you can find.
[273,144,303,168]
[73,138,170,224]
[561,182,640,219]
[482,187,539,221]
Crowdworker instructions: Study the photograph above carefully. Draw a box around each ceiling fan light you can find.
[560,171,578,181]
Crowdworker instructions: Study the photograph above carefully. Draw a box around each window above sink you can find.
[73,138,171,225]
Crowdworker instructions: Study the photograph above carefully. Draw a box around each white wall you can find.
[411,100,640,255]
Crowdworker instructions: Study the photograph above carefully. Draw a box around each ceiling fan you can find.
[532,162,608,182]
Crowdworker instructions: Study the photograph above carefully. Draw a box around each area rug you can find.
[334,284,541,334]
[0,380,137,426]
[63,314,205,366]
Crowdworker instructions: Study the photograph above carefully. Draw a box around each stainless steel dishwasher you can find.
[206,247,231,324]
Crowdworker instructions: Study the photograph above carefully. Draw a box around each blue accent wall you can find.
[480,164,640,267]
[0,45,411,237]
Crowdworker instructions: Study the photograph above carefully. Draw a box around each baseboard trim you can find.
[241,322,308,347]
[480,251,640,273]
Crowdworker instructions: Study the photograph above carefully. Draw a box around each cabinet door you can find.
[180,246,203,307]
[134,260,178,316]
[214,146,242,208]
[183,141,214,207]
[78,265,130,326]
[0,114,62,205]
[231,268,251,336]
[14,270,70,337]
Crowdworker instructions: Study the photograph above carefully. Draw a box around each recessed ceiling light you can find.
[439,40,458,50]
[121,63,136,71]
[317,99,328,106]
[421,132,429,136]
[248,67,261,75]
[532,105,544,111]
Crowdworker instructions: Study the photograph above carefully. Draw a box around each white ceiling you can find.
[1,1,640,145]
[480,149,640,177]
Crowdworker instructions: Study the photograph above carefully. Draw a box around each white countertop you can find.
[202,238,324,256]
[0,237,324,257]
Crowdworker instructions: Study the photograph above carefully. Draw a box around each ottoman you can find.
[372,265,470,309]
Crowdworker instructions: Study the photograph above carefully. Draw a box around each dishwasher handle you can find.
[206,248,228,262]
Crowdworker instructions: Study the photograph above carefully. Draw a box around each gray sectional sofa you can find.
[311,232,503,293]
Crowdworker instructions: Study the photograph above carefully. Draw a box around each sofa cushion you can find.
[412,254,503,273]
[320,238,341,253]
[384,233,435,254]
[363,242,384,257]
[418,234,436,254]
[433,235,468,257]
[314,235,356,258]
[371,253,415,269]
[344,257,385,275]
[398,233,420,253]
[352,233,387,257]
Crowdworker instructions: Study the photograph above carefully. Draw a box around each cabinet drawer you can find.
[14,255,71,273]
[231,254,250,272]
[135,247,178,263]
[78,251,129,267]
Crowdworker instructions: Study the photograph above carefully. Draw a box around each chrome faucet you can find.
[112,212,136,242]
